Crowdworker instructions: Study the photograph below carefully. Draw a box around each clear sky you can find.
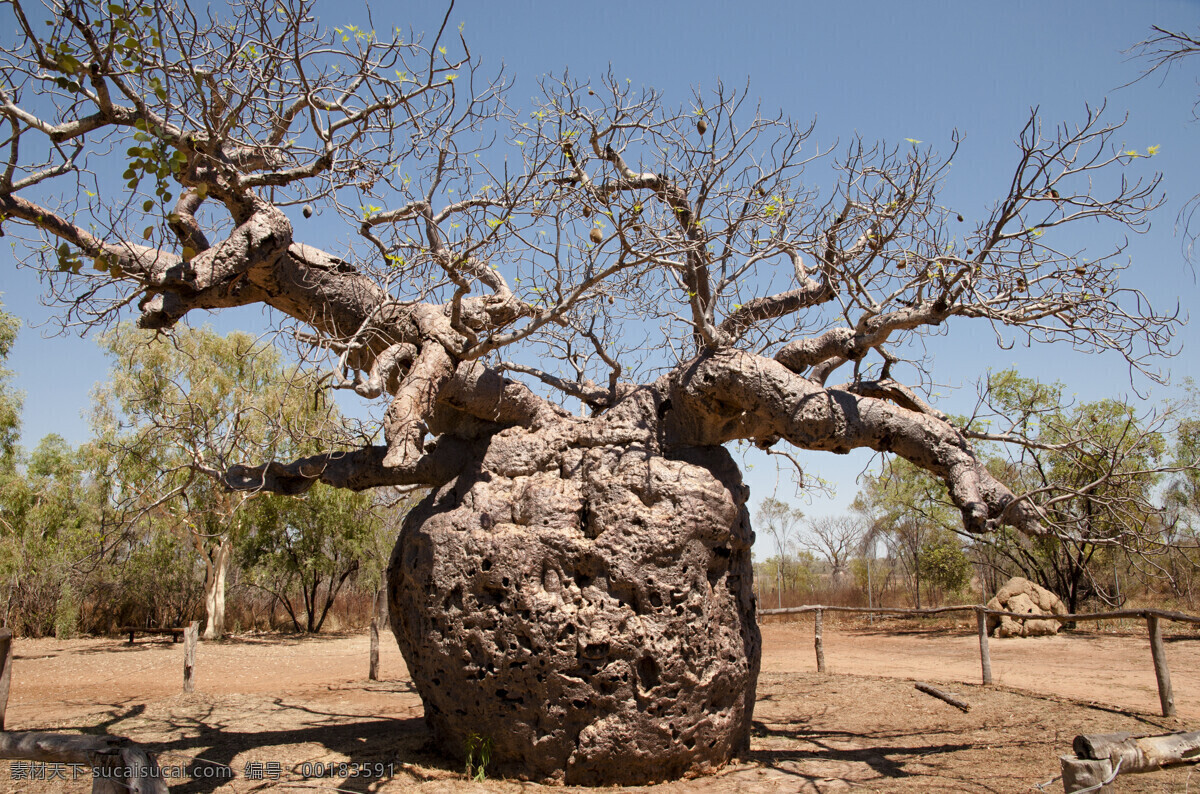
[2,1,1198,552]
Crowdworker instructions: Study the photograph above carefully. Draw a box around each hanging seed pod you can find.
[1075,265,1087,276]
[590,227,603,244]
[957,214,964,222]
[582,207,592,218]
[608,296,615,304]
[966,248,974,255]
[632,224,642,233]
[697,118,707,135]
[302,204,314,219]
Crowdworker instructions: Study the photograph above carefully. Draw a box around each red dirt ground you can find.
[2,616,1197,792]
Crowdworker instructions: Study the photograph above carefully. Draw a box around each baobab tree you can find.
[1129,26,1200,260]
[0,0,1181,783]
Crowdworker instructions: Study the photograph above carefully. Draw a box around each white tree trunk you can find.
[202,538,231,640]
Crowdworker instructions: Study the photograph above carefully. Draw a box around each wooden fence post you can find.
[814,609,826,673]
[182,621,198,694]
[369,618,380,681]
[975,607,993,686]
[1146,613,1175,717]
[1061,755,1115,794]
[0,628,12,730]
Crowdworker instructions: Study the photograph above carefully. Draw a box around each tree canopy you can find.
[0,0,1184,548]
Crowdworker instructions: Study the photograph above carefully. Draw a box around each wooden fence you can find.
[758,604,1200,718]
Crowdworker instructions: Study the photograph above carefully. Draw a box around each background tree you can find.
[239,485,386,633]
[804,514,863,587]
[0,0,1190,781]
[756,497,803,607]
[0,433,103,635]
[854,370,1198,611]
[854,459,963,608]
[92,324,347,638]
[1163,415,1200,604]
[962,370,1185,611]
[0,305,116,636]
[916,531,972,605]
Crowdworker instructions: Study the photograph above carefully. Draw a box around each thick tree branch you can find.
[669,350,1046,537]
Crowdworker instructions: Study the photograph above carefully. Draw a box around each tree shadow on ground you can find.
[750,720,993,792]
[14,691,444,793]
[1164,634,1200,643]
[71,641,185,655]
[147,709,435,793]
[986,686,1177,731]
[121,701,438,793]
[840,627,975,639]
[208,630,372,647]
[63,631,371,655]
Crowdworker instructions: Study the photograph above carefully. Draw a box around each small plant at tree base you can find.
[464,733,493,781]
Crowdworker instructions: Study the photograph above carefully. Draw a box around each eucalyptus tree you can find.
[962,370,1188,611]
[1164,416,1200,603]
[239,483,386,634]
[92,324,344,639]
[0,0,1182,782]
[853,460,962,608]
[755,497,802,607]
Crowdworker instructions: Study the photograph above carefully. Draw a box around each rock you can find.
[986,576,1067,637]
[387,406,760,785]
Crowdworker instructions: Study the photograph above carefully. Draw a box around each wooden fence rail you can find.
[758,603,1200,718]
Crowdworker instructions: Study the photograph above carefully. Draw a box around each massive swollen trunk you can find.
[226,325,1034,784]
[386,388,761,785]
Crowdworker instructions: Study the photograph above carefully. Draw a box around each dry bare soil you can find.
[2,617,1198,792]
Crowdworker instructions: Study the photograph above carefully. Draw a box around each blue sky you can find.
[2,1,1198,552]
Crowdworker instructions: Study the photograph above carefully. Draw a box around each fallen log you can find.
[913,682,970,713]
[1073,730,1200,773]
[0,731,169,794]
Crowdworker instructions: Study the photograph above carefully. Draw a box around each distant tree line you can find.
[0,304,408,638]
[754,370,1200,613]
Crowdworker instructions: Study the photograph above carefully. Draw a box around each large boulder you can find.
[986,576,1067,637]
[387,405,760,785]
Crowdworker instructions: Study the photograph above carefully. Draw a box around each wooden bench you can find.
[120,626,187,645]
